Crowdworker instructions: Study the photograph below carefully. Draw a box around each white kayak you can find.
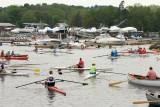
[53,67,112,71]
[0,72,29,76]
[84,72,100,80]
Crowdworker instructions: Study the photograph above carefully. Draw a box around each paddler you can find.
[90,63,96,74]
[114,50,118,56]
[1,63,7,73]
[139,48,142,54]
[6,51,10,57]
[146,67,157,80]
[1,50,4,57]
[109,43,112,49]
[45,71,55,86]
[11,51,14,56]
[142,48,146,54]
[74,58,84,68]
[111,50,114,56]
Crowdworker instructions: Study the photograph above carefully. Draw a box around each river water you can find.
[0,44,160,107]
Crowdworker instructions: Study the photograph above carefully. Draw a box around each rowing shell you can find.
[40,81,66,96]
[53,67,112,71]
[0,72,29,76]
[84,72,100,80]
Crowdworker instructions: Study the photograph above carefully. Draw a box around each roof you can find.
[0,23,15,27]
[22,23,49,26]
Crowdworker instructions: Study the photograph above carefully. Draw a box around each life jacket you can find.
[139,49,142,54]
[142,49,146,54]
[47,75,55,83]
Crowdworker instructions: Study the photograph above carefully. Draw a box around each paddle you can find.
[109,79,135,86]
[55,79,88,85]
[15,79,47,88]
[101,71,126,75]
[93,54,109,58]
[133,100,160,104]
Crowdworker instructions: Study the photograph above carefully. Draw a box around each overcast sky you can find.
[0,0,159,8]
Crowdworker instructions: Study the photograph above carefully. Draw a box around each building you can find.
[0,23,16,31]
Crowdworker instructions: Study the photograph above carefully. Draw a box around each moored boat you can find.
[146,91,160,106]
[128,74,160,87]
[40,81,66,96]
[84,72,100,80]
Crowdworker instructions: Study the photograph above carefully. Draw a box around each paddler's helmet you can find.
[80,58,82,60]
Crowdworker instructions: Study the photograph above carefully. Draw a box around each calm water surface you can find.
[0,44,159,107]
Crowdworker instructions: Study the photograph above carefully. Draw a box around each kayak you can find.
[40,81,66,96]
[146,91,160,106]
[0,57,28,60]
[0,72,29,76]
[128,73,160,87]
[84,72,100,80]
[53,67,113,71]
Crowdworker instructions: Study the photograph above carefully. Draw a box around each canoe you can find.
[146,91,160,106]
[0,72,29,76]
[84,72,100,80]
[40,81,66,96]
[128,74,160,87]
[0,57,28,60]
[53,67,113,71]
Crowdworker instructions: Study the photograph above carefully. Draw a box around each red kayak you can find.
[40,81,66,96]
[0,57,28,60]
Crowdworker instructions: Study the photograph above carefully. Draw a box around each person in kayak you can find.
[1,63,7,73]
[139,48,142,54]
[142,48,146,54]
[111,50,114,56]
[76,58,84,68]
[45,71,55,86]
[146,67,157,80]
[114,50,118,56]
[11,51,15,56]
[5,51,10,57]
[1,50,4,57]
[90,63,96,74]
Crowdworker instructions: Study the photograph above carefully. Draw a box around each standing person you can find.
[111,50,114,56]
[142,48,146,54]
[90,63,96,74]
[114,50,118,56]
[1,50,4,57]
[11,51,14,56]
[1,63,7,73]
[45,71,55,86]
[146,67,157,80]
[76,58,84,68]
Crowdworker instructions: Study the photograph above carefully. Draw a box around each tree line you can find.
[0,3,160,32]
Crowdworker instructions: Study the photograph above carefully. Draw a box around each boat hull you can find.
[128,74,160,87]
[40,81,66,96]
[146,91,160,106]
[84,72,100,80]
[0,57,28,60]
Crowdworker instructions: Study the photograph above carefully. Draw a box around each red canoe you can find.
[40,81,66,96]
[0,57,28,60]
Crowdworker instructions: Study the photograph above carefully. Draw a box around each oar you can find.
[55,79,88,85]
[109,79,135,86]
[133,100,160,104]
[101,71,126,75]
[15,79,47,88]
[58,65,75,75]
[93,54,109,58]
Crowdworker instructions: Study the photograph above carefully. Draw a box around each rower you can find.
[45,71,55,86]
[109,44,112,49]
[6,51,10,57]
[1,63,7,73]
[75,58,84,68]
[35,46,38,52]
[90,63,96,74]
[142,48,146,54]
[146,67,157,80]
[114,50,118,56]
[111,50,114,56]
[1,50,4,57]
